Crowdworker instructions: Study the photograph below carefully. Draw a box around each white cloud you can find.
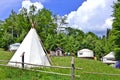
[21,0,44,13]
[31,0,49,3]
[105,17,114,28]
[67,0,117,36]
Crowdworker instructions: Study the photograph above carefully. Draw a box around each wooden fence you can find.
[0,57,82,80]
[1,57,120,80]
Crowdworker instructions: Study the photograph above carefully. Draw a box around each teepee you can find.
[8,27,51,68]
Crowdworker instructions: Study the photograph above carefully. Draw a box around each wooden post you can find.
[30,19,35,28]
[21,52,25,68]
[71,57,75,80]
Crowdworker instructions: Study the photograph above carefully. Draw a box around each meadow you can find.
[0,48,120,80]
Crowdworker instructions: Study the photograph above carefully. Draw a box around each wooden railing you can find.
[0,57,82,80]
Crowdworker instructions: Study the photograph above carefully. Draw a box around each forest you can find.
[0,0,120,60]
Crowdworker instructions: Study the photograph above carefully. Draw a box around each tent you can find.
[77,49,94,58]
[102,52,116,64]
[103,52,115,60]
[9,43,20,51]
[8,28,51,68]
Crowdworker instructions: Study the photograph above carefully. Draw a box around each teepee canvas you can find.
[8,28,51,68]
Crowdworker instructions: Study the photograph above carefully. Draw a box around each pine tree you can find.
[111,0,120,60]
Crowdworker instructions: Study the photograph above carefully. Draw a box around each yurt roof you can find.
[78,49,93,52]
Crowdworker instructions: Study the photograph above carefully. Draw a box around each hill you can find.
[0,48,120,80]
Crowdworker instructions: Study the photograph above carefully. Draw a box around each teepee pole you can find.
[30,19,35,28]
[39,36,53,65]
[30,18,52,65]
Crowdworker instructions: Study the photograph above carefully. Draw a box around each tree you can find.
[65,27,85,52]
[35,8,56,42]
[1,10,19,47]
[81,32,98,49]
[0,6,56,49]
[53,15,68,34]
[111,0,120,60]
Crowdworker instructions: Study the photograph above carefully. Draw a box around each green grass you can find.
[0,48,13,64]
[0,48,120,80]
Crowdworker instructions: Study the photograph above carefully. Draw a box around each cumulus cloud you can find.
[21,0,44,13]
[67,0,117,36]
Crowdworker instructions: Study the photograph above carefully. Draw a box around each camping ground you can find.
[0,48,120,80]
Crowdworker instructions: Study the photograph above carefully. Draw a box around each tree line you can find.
[0,1,119,60]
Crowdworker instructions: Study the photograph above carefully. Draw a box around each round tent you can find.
[77,49,94,58]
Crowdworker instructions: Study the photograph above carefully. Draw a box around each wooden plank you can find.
[0,60,82,70]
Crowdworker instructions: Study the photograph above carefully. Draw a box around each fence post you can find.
[71,57,75,80]
[21,52,25,69]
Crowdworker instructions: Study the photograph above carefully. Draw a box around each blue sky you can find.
[0,0,117,36]
[0,0,85,20]
[42,0,85,15]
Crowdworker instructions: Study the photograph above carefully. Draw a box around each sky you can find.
[0,0,117,36]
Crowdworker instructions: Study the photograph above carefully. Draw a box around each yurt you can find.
[9,43,20,51]
[102,52,116,64]
[77,49,94,59]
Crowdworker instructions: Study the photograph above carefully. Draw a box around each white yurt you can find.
[9,43,20,51]
[102,52,116,64]
[77,49,94,58]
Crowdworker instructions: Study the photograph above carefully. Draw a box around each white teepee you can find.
[8,28,51,68]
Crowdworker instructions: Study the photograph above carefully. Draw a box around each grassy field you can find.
[0,48,120,80]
